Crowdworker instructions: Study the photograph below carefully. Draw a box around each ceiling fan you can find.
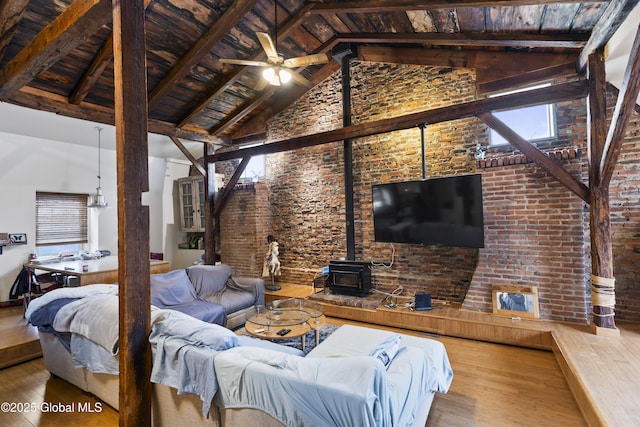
[218,0,329,89]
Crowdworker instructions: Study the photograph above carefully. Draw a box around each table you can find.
[244,299,326,351]
[245,308,311,351]
[25,257,170,286]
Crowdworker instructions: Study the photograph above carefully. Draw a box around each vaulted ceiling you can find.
[0,0,637,155]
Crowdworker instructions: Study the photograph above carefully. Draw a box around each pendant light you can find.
[88,126,110,208]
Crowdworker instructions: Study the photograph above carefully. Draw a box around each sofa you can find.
[150,264,264,330]
[26,285,453,427]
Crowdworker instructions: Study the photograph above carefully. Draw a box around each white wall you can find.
[0,131,190,301]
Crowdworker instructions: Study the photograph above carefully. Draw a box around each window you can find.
[36,192,88,249]
[489,83,556,147]
[240,155,265,182]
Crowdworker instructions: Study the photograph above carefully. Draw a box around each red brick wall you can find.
[464,160,590,322]
[216,62,640,323]
[219,183,270,278]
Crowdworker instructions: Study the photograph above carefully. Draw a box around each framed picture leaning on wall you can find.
[492,284,540,319]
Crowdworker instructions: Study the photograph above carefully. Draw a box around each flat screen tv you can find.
[372,174,484,248]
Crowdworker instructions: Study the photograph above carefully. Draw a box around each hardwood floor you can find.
[0,358,119,426]
[427,336,586,427]
[552,321,640,427]
[0,306,40,369]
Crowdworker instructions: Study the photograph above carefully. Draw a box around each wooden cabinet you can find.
[178,176,206,231]
[177,174,224,232]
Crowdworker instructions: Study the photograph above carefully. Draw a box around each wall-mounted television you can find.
[372,174,485,248]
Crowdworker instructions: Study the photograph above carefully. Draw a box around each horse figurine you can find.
[262,240,281,277]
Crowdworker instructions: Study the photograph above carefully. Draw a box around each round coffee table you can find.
[245,307,311,351]
[270,299,326,346]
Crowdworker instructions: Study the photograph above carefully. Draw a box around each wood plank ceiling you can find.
[0,0,631,151]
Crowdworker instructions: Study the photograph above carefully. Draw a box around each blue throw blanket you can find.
[214,347,390,427]
[27,297,77,351]
[149,308,242,417]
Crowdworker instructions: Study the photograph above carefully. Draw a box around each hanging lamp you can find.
[88,126,110,208]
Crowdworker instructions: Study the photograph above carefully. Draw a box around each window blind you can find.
[36,192,88,245]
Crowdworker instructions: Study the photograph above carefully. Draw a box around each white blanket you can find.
[53,293,120,355]
[307,324,453,394]
[25,283,118,320]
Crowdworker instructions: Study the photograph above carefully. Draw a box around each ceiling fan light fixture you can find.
[279,68,291,84]
[263,67,276,83]
[218,0,326,89]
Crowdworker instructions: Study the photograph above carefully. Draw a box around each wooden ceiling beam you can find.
[231,132,268,146]
[0,0,112,99]
[169,136,206,176]
[10,86,223,144]
[309,0,599,14]
[148,0,259,111]
[214,156,251,217]
[209,80,588,162]
[358,46,579,68]
[209,87,278,135]
[339,32,588,49]
[478,62,578,94]
[69,36,113,105]
[577,0,640,73]
[599,22,640,187]
[0,0,29,62]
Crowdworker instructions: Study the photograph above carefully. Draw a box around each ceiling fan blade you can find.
[288,71,314,89]
[219,58,270,67]
[256,32,281,63]
[283,53,329,68]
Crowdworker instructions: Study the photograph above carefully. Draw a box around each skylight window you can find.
[488,83,557,147]
[240,155,265,182]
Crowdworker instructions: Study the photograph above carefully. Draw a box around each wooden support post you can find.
[204,142,217,265]
[587,49,617,334]
[112,0,153,425]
